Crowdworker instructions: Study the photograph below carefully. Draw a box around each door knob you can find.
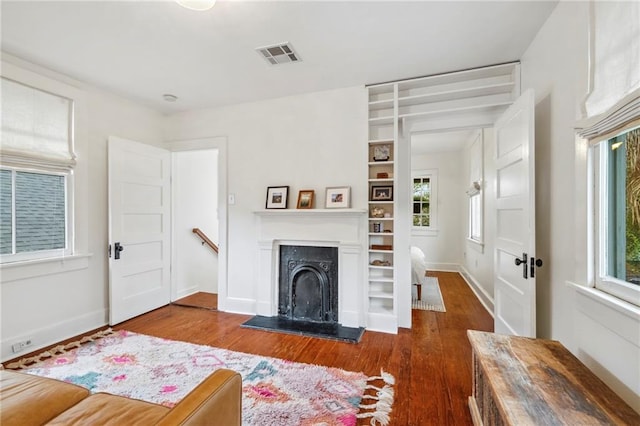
[514,253,528,279]
[114,242,124,260]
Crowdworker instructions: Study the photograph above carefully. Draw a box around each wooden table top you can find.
[467,330,640,425]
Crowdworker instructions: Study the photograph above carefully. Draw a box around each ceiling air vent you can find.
[256,42,301,65]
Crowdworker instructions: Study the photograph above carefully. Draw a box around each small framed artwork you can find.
[265,186,289,209]
[373,144,390,161]
[325,186,351,208]
[296,190,315,209]
[371,185,393,201]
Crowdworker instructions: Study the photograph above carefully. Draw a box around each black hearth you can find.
[278,245,338,323]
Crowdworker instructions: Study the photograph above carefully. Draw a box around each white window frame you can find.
[592,133,640,306]
[412,169,438,236]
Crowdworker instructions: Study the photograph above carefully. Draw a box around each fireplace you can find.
[278,245,338,323]
[252,209,367,329]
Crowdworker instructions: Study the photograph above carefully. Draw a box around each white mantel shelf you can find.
[254,209,367,216]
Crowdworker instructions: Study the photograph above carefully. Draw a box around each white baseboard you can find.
[174,286,199,301]
[340,310,361,328]
[222,297,256,316]
[458,265,494,317]
[426,262,460,272]
[1,308,107,362]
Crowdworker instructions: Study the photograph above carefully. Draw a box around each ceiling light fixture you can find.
[176,0,216,11]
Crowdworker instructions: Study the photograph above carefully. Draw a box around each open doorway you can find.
[410,129,478,269]
[409,128,489,311]
[171,148,219,310]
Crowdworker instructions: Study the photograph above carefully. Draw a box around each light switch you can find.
[228,193,236,205]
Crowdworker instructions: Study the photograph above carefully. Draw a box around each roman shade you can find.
[578,1,640,141]
[1,77,76,171]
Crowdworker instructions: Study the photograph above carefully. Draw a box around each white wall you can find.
[0,55,164,361]
[172,149,219,298]
[163,87,368,314]
[460,128,496,312]
[521,1,640,411]
[410,150,463,271]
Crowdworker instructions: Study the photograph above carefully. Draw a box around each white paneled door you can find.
[108,136,171,325]
[493,89,539,337]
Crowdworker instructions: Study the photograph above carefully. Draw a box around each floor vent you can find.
[256,42,301,65]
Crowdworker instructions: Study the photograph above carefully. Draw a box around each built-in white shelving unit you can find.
[366,62,520,334]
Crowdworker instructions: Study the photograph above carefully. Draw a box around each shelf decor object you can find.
[373,144,390,161]
[325,186,351,208]
[265,186,289,209]
[371,185,393,201]
[296,190,314,209]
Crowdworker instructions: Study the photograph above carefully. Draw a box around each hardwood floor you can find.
[117,271,493,425]
[172,291,218,310]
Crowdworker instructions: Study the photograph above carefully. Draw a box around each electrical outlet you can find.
[11,339,32,353]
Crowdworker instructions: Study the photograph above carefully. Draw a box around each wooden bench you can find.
[467,330,640,425]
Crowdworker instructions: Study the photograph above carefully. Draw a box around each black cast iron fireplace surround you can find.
[241,244,364,343]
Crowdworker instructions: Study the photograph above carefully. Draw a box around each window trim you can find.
[411,169,438,235]
[0,167,74,263]
[592,131,640,307]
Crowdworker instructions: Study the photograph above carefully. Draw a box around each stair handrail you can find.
[192,228,219,253]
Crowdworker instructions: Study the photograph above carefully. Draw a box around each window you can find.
[0,77,75,263]
[0,169,68,258]
[469,190,482,241]
[412,170,437,232]
[467,132,483,245]
[594,126,640,305]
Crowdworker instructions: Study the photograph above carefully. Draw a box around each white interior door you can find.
[493,89,538,337]
[108,136,171,325]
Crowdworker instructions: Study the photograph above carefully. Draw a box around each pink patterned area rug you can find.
[13,330,394,426]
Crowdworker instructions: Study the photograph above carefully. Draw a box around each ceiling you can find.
[1,1,557,115]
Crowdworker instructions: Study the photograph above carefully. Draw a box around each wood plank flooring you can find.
[172,291,218,310]
[117,272,493,425]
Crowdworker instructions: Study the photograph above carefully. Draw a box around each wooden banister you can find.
[192,228,218,253]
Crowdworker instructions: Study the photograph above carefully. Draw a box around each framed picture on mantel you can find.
[297,190,315,209]
[325,186,351,208]
[266,186,289,209]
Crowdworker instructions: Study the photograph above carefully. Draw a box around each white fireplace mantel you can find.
[254,209,367,328]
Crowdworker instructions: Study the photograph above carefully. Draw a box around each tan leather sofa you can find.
[0,368,241,425]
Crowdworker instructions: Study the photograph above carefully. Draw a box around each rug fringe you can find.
[356,369,395,426]
[4,328,114,370]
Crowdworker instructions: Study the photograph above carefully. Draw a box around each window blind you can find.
[577,1,640,142]
[584,1,640,118]
[1,77,75,171]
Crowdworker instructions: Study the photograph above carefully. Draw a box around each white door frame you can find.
[166,137,228,311]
